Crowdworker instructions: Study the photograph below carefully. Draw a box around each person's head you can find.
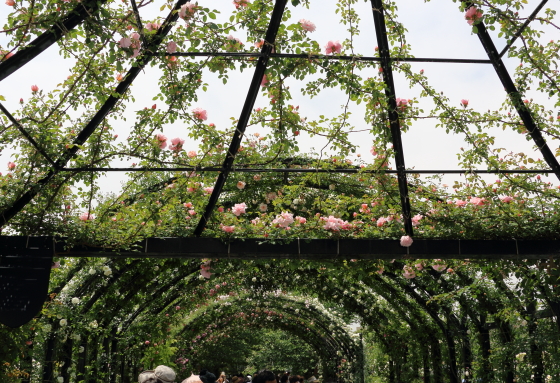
[199,370,217,383]
[253,370,276,383]
[138,365,176,383]
[280,374,289,383]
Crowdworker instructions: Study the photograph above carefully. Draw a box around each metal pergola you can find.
[1,0,558,327]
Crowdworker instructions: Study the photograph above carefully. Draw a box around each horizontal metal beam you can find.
[58,166,554,174]
[164,52,492,64]
[27,237,560,260]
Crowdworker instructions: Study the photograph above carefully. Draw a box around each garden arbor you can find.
[1,0,560,382]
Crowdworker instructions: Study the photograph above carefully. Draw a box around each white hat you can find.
[182,373,203,383]
[139,365,176,383]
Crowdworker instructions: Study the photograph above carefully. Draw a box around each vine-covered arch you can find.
[2,0,560,382]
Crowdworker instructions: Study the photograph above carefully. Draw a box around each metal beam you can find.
[0,103,57,167]
[58,166,554,174]
[42,237,560,260]
[0,0,108,82]
[473,19,560,181]
[370,0,414,236]
[498,0,549,58]
[165,52,492,64]
[193,0,288,236]
[0,0,190,228]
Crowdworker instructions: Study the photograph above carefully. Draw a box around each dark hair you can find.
[280,374,289,383]
[200,370,217,383]
[253,370,276,383]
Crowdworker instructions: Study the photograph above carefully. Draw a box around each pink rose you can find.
[232,202,247,216]
[259,203,267,212]
[188,151,197,158]
[469,197,485,206]
[455,200,467,207]
[432,260,447,272]
[31,84,39,92]
[376,217,387,227]
[155,133,167,149]
[179,3,196,19]
[7,161,16,170]
[192,107,207,121]
[395,98,408,111]
[273,212,295,228]
[169,137,184,152]
[119,37,132,48]
[79,212,94,221]
[460,99,469,107]
[221,225,235,233]
[411,214,423,226]
[403,265,416,279]
[465,6,483,26]
[167,41,177,54]
[233,0,249,9]
[400,235,413,247]
[325,40,342,55]
[236,181,246,190]
[261,74,268,87]
[6,0,15,6]
[299,19,316,32]
[500,196,514,203]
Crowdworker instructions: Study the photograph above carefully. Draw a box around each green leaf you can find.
[0,95,5,101]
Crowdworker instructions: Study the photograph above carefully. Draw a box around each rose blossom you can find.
[500,196,514,203]
[166,41,178,54]
[299,19,316,32]
[221,225,235,233]
[187,151,197,158]
[179,3,197,19]
[233,0,249,9]
[79,212,93,221]
[403,265,416,279]
[460,99,469,107]
[400,235,413,247]
[395,98,408,110]
[432,259,447,272]
[411,214,423,227]
[31,84,39,92]
[192,107,207,121]
[273,212,294,228]
[7,161,15,170]
[325,40,342,55]
[465,6,483,26]
[155,133,167,149]
[232,202,247,216]
[169,137,184,152]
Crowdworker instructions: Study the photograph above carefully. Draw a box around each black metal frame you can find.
[0,0,556,243]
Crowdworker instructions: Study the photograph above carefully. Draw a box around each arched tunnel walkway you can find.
[6,256,558,383]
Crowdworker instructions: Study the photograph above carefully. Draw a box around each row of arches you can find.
[2,256,559,383]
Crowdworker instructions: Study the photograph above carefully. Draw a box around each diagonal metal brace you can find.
[0,0,191,228]
[369,0,414,237]
[498,0,549,58]
[0,0,108,83]
[0,103,58,168]
[473,18,560,181]
[193,0,288,236]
